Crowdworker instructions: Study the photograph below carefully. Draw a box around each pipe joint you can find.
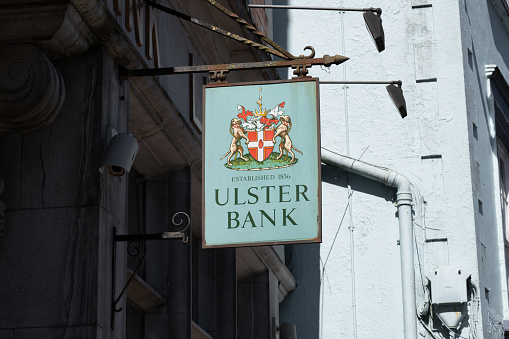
[396,191,413,207]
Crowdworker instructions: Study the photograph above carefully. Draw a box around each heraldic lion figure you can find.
[272,115,302,163]
[220,118,249,165]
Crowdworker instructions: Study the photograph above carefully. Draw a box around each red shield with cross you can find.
[247,129,275,162]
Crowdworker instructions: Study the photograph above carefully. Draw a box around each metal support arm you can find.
[111,212,190,330]
[248,4,381,14]
[131,0,350,82]
[320,80,401,85]
[120,54,349,82]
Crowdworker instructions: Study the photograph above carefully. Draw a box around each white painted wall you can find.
[277,0,509,337]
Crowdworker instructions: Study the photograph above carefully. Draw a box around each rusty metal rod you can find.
[121,55,349,78]
[145,0,288,59]
[205,0,297,60]
[248,4,382,14]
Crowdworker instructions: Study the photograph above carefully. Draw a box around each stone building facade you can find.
[0,0,294,338]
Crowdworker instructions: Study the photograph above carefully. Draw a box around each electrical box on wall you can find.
[429,266,468,304]
[427,266,470,329]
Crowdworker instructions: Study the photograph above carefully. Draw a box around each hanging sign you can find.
[202,78,321,248]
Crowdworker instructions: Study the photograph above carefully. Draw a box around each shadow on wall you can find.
[488,1,509,70]
[279,243,321,339]
[322,163,397,203]
[279,163,396,338]
[272,0,289,79]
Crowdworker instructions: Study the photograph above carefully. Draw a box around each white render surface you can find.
[276,0,509,338]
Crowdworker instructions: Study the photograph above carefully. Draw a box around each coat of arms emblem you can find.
[220,87,302,170]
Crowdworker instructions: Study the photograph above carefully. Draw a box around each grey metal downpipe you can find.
[321,149,417,339]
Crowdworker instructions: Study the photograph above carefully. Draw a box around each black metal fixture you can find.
[363,10,385,52]
[320,80,407,118]
[99,132,139,176]
[111,212,190,329]
[247,4,385,52]
[386,82,407,118]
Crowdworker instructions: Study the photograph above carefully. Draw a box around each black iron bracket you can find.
[111,212,190,330]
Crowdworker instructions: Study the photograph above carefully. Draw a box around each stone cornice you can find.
[0,1,96,58]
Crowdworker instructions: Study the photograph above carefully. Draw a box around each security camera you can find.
[100,133,139,176]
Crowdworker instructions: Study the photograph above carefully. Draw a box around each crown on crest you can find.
[254,87,267,117]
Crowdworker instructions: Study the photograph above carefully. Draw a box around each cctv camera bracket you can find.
[107,126,118,141]
[118,0,349,83]
[111,212,190,329]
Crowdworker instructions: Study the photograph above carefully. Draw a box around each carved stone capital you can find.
[0,44,65,133]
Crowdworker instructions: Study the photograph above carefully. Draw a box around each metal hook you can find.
[300,46,315,59]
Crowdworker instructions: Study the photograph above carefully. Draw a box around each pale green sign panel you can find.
[202,78,321,248]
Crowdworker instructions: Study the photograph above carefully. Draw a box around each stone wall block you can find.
[0,206,99,329]
[0,330,13,339]
[0,133,21,210]
[14,325,96,338]
[5,48,104,210]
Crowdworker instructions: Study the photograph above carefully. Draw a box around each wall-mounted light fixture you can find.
[320,80,407,118]
[386,82,407,118]
[363,10,385,52]
[100,132,139,176]
[248,4,385,52]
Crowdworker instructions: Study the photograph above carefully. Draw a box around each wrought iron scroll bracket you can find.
[111,212,190,330]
